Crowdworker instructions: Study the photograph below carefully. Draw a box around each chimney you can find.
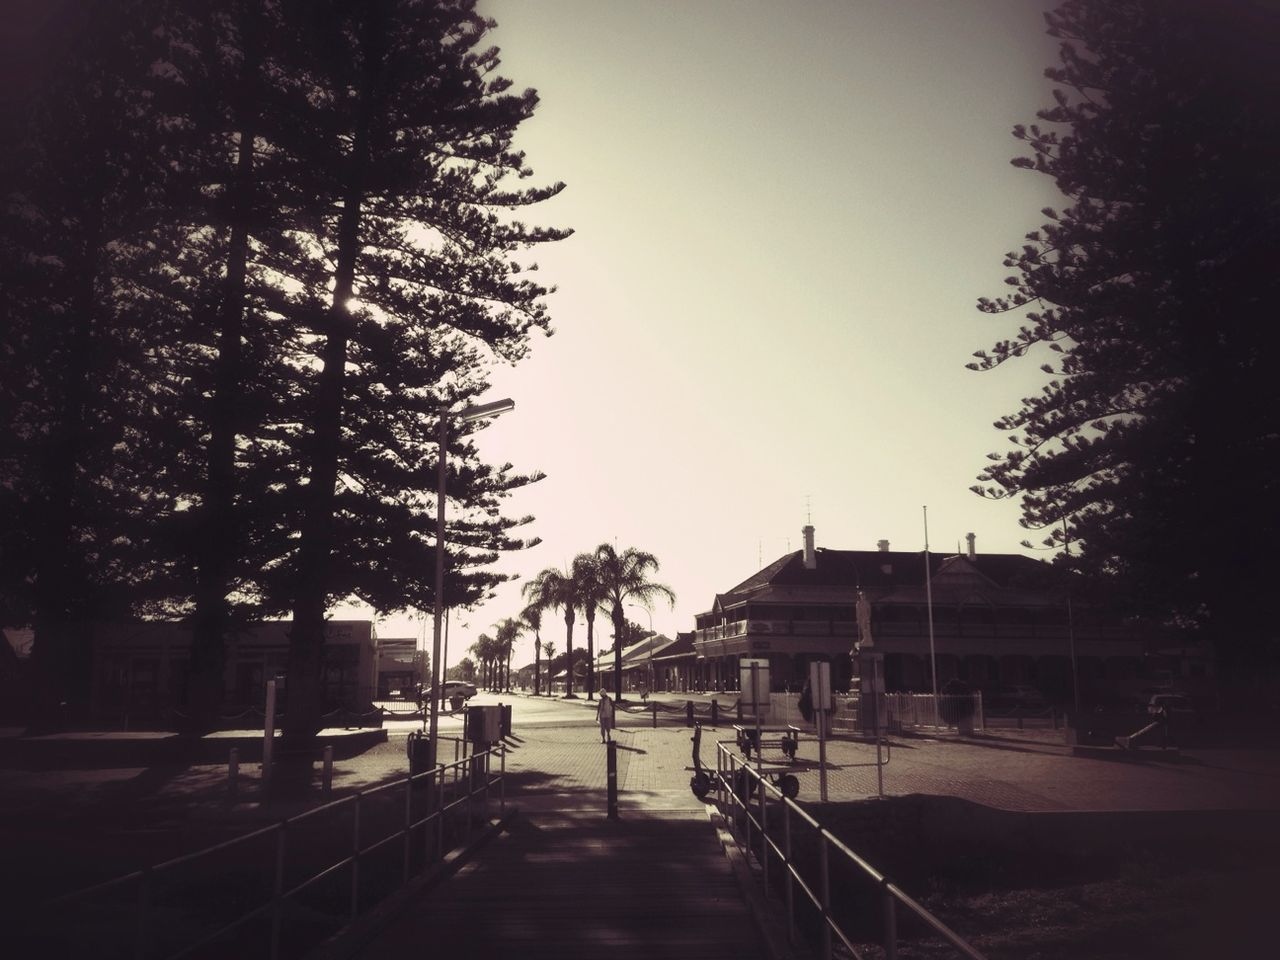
[802,525,816,569]
[966,532,976,561]
[877,539,890,552]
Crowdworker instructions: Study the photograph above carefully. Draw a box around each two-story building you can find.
[694,526,1157,703]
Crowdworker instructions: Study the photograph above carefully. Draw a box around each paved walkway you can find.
[359,810,766,960]
[357,720,768,959]
[5,695,1279,955]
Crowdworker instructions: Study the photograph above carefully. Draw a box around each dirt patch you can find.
[765,796,1280,959]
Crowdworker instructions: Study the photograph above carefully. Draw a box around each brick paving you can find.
[4,694,1279,911]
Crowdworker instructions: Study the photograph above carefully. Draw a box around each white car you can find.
[441,680,477,700]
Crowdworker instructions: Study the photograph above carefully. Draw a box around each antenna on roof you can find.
[805,494,812,525]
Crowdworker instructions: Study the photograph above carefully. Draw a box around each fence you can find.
[882,693,984,734]
[714,741,987,960]
[618,693,992,740]
[35,743,508,959]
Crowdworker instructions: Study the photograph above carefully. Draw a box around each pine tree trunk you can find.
[282,3,383,762]
[188,2,261,735]
[28,194,102,731]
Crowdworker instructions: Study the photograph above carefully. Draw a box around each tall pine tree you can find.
[971,0,1280,679]
[269,0,567,748]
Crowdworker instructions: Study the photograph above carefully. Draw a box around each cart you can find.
[689,722,801,801]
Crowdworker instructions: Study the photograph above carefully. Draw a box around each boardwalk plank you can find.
[357,810,767,960]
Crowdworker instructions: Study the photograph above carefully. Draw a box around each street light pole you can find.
[630,603,654,694]
[428,398,514,768]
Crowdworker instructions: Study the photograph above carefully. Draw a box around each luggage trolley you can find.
[689,722,801,802]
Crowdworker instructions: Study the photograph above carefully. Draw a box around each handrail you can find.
[714,741,986,960]
[39,742,509,959]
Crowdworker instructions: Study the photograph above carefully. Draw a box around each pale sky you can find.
[343,0,1065,669]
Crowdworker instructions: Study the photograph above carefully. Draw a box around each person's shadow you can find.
[611,742,647,754]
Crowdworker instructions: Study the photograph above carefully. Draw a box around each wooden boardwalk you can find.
[357,810,768,960]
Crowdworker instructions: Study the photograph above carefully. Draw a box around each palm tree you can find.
[494,617,522,692]
[470,633,497,690]
[572,552,608,700]
[543,642,558,694]
[521,603,544,695]
[523,566,582,697]
[596,543,676,700]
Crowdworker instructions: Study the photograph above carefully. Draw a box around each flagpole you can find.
[924,506,938,700]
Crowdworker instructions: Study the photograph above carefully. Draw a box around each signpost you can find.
[739,658,769,777]
[263,678,278,790]
[809,661,832,801]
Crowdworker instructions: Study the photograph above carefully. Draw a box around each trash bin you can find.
[465,704,501,745]
[406,730,434,774]
[500,702,512,737]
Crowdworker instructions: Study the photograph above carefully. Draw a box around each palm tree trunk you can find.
[612,607,626,700]
[563,610,575,697]
[585,612,595,700]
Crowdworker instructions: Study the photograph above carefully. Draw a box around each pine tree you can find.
[971,0,1280,675]
[0,0,176,724]
[271,0,567,748]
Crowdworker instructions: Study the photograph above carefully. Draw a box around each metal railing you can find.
[714,741,986,960]
[883,693,984,733]
[40,743,507,959]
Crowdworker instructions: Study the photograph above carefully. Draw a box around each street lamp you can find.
[629,603,654,695]
[427,398,514,767]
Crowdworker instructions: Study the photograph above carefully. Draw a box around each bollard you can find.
[606,739,619,819]
[651,702,657,728]
[737,699,744,722]
[711,699,719,726]
[686,700,695,726]
[322,745,334,798]
[228,747,239,803]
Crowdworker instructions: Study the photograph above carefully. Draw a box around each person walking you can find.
[596,689,616,743]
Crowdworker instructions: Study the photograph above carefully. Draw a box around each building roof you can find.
[595,633,677,670]
[703,547,1057,615]
[650,631,696,662]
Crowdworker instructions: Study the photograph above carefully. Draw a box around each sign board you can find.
[739,658,770,710]
[808,660,833,711]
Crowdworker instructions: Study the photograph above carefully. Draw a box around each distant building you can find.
[694,526,1158,703]
[650,632,699,692]
[595,633,678,691]
[89,619,378,721]
[375,636,423,698]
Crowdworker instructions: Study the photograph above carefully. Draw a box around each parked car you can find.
[441,680,477,701]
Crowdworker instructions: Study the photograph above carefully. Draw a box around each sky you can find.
[341,0,1065,670]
